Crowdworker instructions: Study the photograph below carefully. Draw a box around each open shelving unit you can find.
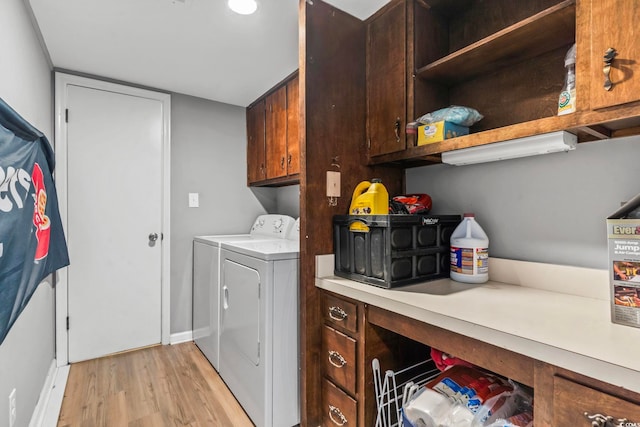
[369,0,586,167]
[416,1,576,84]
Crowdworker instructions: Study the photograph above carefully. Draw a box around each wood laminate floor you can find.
[57,342,254,427]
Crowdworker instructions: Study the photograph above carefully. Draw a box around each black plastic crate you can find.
[333,214,461,288]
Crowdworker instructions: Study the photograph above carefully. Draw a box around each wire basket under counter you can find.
[372,357,440,427]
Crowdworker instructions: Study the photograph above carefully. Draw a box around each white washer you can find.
[219,219,300,427]
[192,214,296,371]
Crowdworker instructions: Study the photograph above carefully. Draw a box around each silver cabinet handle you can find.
[328,306,348,322]
[584,412,628,427]
[328,350,347,368]
[328,405,348,426]
[603,47,617,91]
[148,233,159,242]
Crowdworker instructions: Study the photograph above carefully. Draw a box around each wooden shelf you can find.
[416,0,576,85]
[368,96,640,167]
[368,114,580,166]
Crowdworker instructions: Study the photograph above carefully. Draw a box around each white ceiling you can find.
[28,0,389,107]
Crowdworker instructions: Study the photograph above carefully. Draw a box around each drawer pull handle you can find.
[328,350,347,368]
[583,412,628,427]
[328,405,348,426]
[603,47,617,91]
[329,306,348,322]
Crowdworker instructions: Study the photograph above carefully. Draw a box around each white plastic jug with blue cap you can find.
[449,213,489,283]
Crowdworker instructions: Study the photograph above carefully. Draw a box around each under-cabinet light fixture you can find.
[228,0,257,15]
[441,131,578,166]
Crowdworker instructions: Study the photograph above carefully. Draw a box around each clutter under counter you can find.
[315,254,640,426]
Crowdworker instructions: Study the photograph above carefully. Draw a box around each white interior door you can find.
[65,83,164,362]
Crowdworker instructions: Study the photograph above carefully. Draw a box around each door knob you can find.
[148,233,159,242]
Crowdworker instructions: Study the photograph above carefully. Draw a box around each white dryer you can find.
[219,219,300,427]
[192,214,296,371]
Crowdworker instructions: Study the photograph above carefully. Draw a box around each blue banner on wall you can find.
[0,97,69,345]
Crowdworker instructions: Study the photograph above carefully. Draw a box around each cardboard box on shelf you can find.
[417,121,469,146]
[607,193,640,328]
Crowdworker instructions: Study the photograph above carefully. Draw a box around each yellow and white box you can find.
[417,121,469,146]
[607,193,640,328]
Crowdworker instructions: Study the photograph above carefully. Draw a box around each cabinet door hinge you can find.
[66,316,70,330]
[65,109,69,123]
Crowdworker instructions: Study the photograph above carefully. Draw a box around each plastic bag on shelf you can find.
[471,380,533,427]
[416,106,484,127]
[430,348,475,371]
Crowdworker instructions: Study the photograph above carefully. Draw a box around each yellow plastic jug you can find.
[349,179,389,231]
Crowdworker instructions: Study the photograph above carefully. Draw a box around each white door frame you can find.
[54,72,171,366]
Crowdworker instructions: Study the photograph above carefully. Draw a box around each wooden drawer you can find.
[323,292,358,334]
[322,379,357,427]
[322,325,357,395]
[553,376,640,425]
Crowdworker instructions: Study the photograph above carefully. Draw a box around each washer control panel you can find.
[250,214,296,238]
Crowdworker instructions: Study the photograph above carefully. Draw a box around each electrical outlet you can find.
[9,388,16,427]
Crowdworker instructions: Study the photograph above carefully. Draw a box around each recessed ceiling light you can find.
[228,0,258,15]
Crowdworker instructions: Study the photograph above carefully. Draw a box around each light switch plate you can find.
[188,193,199,208]
[326,171,340,197]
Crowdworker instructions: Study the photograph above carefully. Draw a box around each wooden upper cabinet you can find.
[286,74,300,176]
[366,0,407,157]
[246,72,299,186]
[246,100,266,185]
[266,85,288,180]
[588,0,640,110]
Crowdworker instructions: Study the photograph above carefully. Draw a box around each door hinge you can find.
[66,316,69,330]
[65,109,69,123]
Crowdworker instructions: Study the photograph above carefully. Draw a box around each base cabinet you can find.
[316,289,640,427]
[553,376,640,426]
[321,292,360,426]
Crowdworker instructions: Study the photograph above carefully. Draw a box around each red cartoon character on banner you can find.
[31,163,51,261]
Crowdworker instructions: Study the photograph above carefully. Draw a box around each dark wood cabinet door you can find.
[286,74,300,176]
[266,85,288,179]
[246,100,265,185]
[554,375,640,426]
[589,0,640,110]
[366,0,407,157]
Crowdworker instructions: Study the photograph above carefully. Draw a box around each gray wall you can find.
[406,136,640,269]
[170,94,300,335]
[276,184,301,219]
[0,0,55,426]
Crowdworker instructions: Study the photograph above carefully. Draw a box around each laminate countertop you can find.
[315,255,640,394]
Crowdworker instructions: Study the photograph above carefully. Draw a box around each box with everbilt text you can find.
[607,193,640,328]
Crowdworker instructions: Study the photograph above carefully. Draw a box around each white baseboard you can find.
[170,330,193,344]
[29,360,69,427]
